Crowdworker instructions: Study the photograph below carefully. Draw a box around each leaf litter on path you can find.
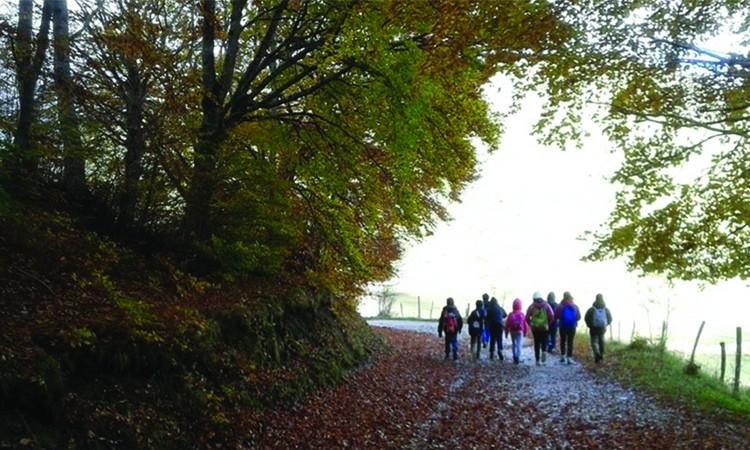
[242,327,749,449]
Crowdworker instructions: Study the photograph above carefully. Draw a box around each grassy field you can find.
[691,352,750,387]
[364,293,510,320]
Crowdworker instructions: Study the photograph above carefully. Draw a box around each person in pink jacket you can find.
[504,298,529,364]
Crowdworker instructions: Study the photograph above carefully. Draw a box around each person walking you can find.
[526,292,555,366]
[438,297,463,360]
[546,291,559,353]
[486,297,507,360]
[467,300,486,359]
[505,298,529,364]
[481,293,491,348]
[584,293,612,363]
[555,291,581,364]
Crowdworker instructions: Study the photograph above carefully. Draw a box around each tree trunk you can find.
[10,0,52,178]
[52,0,86,200]
[185,0,222,239]
[119,62,147,229]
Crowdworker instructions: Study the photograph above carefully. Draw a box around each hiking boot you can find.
[541,352,547,363]
[489,352,495,360]
[560,356,566,363]
[499,353,504,361]
[566,357,572,365]
[453,352,458,361]
[535,361,540,366]
[444,354,450,360]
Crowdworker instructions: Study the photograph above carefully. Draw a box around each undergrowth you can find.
[0,201,382,449]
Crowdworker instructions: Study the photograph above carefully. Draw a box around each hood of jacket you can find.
[533,297,545,306]
[561,298,575,306]
[594,293,605,308]
[512,298,523,312]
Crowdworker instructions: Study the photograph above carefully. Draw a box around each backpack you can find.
[469,310,482,331]
[530,307,548,330]
[560,304,577,328]
[592,307,608,328]
[443,310,458,334]
[507,313,524,333]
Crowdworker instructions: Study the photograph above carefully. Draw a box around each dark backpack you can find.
[469,310,482,332]
[443,310,458,334]
[560,304,577,328]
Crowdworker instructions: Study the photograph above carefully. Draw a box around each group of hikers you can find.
[437,292,612,365]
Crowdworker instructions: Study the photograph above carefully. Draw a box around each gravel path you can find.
[244,322,749,449]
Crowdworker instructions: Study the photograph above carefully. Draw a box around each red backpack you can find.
[443,311,458,334]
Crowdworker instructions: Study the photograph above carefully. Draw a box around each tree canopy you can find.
[0,0,569,293]
[524,0,750,282]
[4,0,748,289]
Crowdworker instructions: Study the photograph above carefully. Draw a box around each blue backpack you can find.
[560,304,577,328]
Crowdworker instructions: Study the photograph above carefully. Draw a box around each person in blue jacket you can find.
[481,293,490,348]
[546,291,559,353]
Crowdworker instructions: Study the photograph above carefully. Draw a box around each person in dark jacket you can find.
[555,291,581,364]
[481,293,490,348]
[467,300,486,359]
[485,297,507,360]
[584,293,613,363]
[546,291,559,353]
[438,297,463,360]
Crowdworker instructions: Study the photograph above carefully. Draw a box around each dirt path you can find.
[243,324,749,449]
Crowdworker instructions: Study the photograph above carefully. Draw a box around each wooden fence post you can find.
[734,327,742,395]
[465,303,470,318]
[720,342,726,383]
[631,321,636,343]
[400,302,404,318]
[609,323,613,341]
[689,321,706,367]
[430,301,434,320]
[618,321,621,342]
[417,296,421,319]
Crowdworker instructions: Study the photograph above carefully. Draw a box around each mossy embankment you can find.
[0,199,382,449]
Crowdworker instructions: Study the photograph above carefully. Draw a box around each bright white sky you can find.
[362,74,750,355]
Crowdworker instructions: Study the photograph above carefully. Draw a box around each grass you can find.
[576,336,750,421]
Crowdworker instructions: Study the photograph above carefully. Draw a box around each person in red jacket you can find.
[555,291,581,364]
